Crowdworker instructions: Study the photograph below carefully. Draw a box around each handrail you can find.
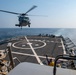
[53,55,76,75]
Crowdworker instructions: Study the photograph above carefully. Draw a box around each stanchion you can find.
[7,43,15,69]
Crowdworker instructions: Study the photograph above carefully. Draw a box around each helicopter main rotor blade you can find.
[27,15,48,17]
[0,10,20,15]
[25,5,37,14]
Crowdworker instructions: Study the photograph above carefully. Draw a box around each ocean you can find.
[0,28,76,44]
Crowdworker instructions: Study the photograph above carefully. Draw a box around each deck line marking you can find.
[25,36,43,65]
[12,51,35,57]
[12,51,67,61]
[61,38,66,54]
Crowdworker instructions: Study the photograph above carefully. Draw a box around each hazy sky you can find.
[0,0,76,28]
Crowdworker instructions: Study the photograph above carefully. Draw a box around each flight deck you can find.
[0,35,65,65]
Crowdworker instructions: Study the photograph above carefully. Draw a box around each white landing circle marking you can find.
[12,40,46,49]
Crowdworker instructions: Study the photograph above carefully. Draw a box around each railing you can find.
[53,55,76,75]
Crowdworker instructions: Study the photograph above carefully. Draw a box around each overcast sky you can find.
[0,0,76,28]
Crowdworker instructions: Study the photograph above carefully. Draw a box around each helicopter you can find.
[0,5,37,28]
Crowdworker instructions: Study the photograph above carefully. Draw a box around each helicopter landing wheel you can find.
[15,24,20,27]
[28,24,30,27]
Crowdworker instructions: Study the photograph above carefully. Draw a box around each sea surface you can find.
[0,28,76,44]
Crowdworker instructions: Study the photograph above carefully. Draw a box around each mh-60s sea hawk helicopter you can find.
[0,5,38,28]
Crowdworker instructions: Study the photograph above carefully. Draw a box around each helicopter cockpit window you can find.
[24,17,29,21]
[19,16,23,21]
[19,16,29,22]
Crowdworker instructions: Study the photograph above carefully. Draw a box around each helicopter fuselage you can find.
[15,16,30,27]
[0,5,37,28]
